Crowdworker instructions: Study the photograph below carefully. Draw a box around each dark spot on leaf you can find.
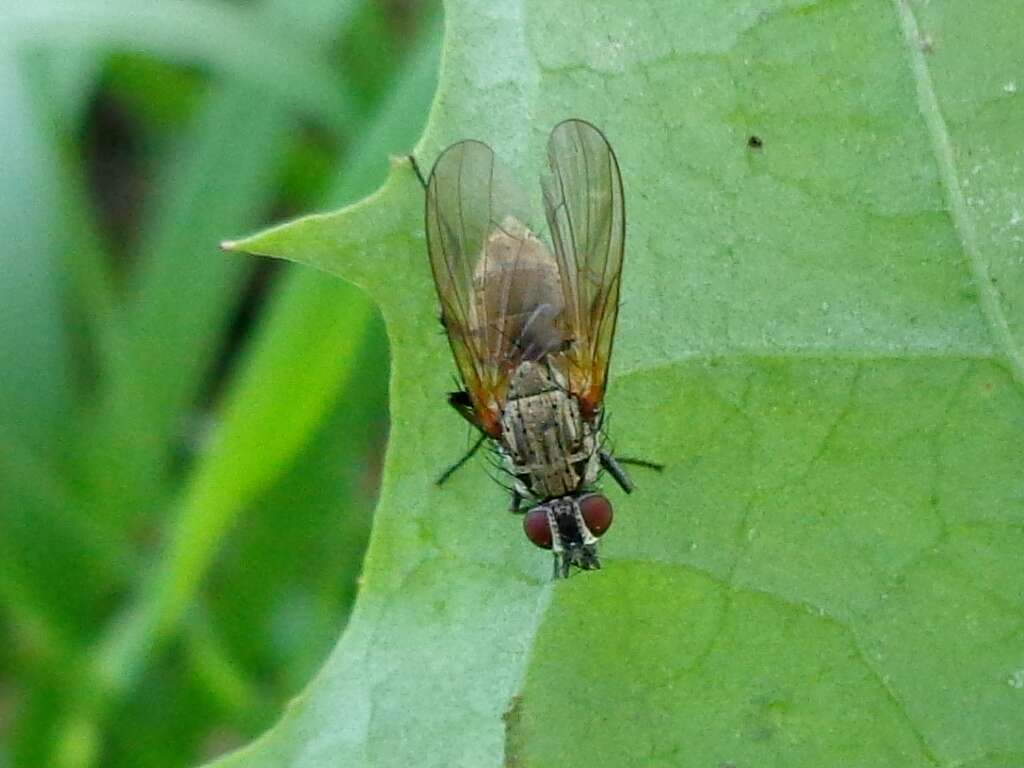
[503,695,525,767]
[747,135,763,149]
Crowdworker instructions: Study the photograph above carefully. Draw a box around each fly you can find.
[410,119,660,578]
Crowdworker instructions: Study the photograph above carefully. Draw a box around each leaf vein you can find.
[893,0,1024,389]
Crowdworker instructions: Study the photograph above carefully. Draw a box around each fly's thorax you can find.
[500,361,598,500]
[506,357,567,398]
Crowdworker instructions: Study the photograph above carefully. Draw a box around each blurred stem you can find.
[184,610,271,724]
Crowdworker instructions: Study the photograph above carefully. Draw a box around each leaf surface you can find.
[215,1,1024,765]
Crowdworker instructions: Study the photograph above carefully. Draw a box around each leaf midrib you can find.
[893,0,1024,389]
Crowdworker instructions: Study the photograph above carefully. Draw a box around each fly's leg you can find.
[509,489,523,513]
[600,452,665,493]
[406,155,428,190]
[554,552,573,580]
[599,450,636,494]
[616,457,665,472]
[436,432,487,486]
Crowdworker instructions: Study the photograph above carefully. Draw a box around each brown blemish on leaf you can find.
[503,694,525,767]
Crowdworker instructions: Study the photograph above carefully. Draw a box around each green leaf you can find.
[214,0,1024,765]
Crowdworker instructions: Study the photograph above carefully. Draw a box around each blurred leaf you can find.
[82,86,291,522]
[4,1,355,136]
[153,270,375,639]
[0,435,129,636]
[3,2,443,768]
[0,49,68,454]
[211,0,1024,766]
[78,0,366,525]
[38,4,439,767]
[87,0,443,695]
[104,54,204,129]
[337,2,399,108]
[0,44,123,654]
[36,46,103,124]
[200,4,442,719]
[210,313,387,693]
[319,16,444,207]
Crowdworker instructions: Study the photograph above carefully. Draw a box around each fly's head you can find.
[522,493,614,578]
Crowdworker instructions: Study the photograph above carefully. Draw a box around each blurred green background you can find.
[0,2,441,766]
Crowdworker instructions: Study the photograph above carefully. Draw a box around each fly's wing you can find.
[426,139,559,437]
[542,119,625,421]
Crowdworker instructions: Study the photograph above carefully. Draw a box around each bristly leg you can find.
[407,154,428,190]
[599,450,635,494]
[436,432,487,486]
[616,457,665,472]
[509,489,523,513]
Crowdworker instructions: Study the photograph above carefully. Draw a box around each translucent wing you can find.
[542,119,625,421]
[426,140,566,437]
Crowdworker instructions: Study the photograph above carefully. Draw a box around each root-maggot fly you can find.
[412,119,658,578]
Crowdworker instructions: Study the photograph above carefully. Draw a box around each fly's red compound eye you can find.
[523,508,553,549]
[579,494,613,536]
